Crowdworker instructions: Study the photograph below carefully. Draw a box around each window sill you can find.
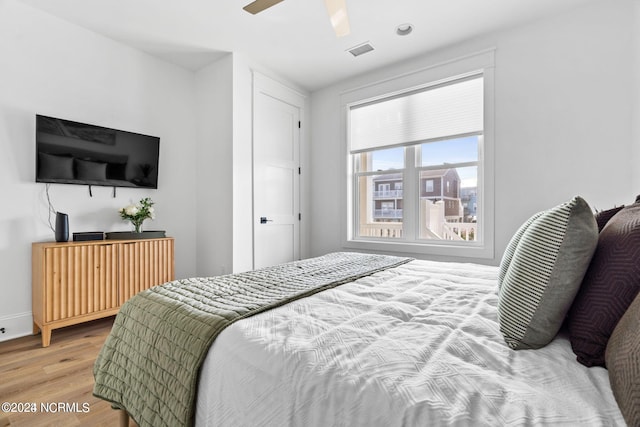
[343,238,494,260]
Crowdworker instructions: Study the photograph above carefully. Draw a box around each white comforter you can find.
[195,260,625,426]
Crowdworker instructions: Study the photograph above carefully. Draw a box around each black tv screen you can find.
[36,115,160,189]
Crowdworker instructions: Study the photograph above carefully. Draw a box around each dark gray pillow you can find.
[605,292,640,427]
[594,206,624,232]
[498,196,598,350]
[568,202,640,366]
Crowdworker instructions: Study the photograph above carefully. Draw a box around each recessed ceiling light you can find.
[396,23,413,36]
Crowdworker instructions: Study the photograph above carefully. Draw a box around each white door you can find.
[253,78,301,269]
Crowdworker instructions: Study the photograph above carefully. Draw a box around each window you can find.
[425,180,434,192]
[346,57,494,259]
[353,135,479,243]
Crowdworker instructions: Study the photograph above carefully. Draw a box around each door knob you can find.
[260,217,273,224]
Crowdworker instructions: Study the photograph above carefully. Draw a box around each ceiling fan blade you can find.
[243,0,285,14]
[324,0,350,37]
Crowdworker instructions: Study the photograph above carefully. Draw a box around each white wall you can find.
[309,0,637,264]
[195,55,234,276]
[0,0,198,340]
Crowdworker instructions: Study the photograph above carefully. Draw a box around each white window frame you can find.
[341,49,495,259]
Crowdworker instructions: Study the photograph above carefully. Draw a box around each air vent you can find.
[347,42,374,57]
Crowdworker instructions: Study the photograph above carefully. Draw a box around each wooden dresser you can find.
[32,237,174,347]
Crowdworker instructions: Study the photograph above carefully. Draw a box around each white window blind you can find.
[349,75,483,153]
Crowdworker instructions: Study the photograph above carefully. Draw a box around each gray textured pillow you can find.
[498,211,544,289]
[498,196,598,350]
[606,292,640,427]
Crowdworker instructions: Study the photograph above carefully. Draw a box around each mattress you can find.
[195,259,625,426]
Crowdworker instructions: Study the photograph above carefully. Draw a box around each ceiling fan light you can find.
[325,0,351,37]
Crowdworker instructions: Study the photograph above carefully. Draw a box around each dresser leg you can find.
[40,326,51,347]
[33,322,40,335]
[119,409,130,427]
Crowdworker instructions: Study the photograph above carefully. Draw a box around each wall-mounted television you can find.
[36,115,160,189]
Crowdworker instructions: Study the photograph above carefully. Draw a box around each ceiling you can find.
[20,0,599,91]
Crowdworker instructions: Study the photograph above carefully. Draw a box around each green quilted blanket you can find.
[93,252,411,427]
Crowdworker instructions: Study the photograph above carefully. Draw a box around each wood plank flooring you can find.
[0,317,136,427]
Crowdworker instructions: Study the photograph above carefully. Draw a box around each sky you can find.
[371,135,479,187]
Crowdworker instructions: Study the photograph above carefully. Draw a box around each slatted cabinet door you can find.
[44,243,119,323]
[118,238,175,304]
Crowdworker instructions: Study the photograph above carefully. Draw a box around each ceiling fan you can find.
[243,0,351,37]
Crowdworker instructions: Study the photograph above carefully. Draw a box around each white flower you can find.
[125,205,139,216]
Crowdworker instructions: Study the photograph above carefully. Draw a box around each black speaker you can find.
[73,232,104,241]
[55,212,69,242]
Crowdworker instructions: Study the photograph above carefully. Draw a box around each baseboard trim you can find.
[0,312,33,342]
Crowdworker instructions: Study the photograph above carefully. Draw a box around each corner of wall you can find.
[231,53,255,273]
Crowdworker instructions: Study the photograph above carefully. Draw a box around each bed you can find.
[194,259,625,426]
[94,196,640,427]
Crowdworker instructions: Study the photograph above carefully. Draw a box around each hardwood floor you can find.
[0,317,136,427]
